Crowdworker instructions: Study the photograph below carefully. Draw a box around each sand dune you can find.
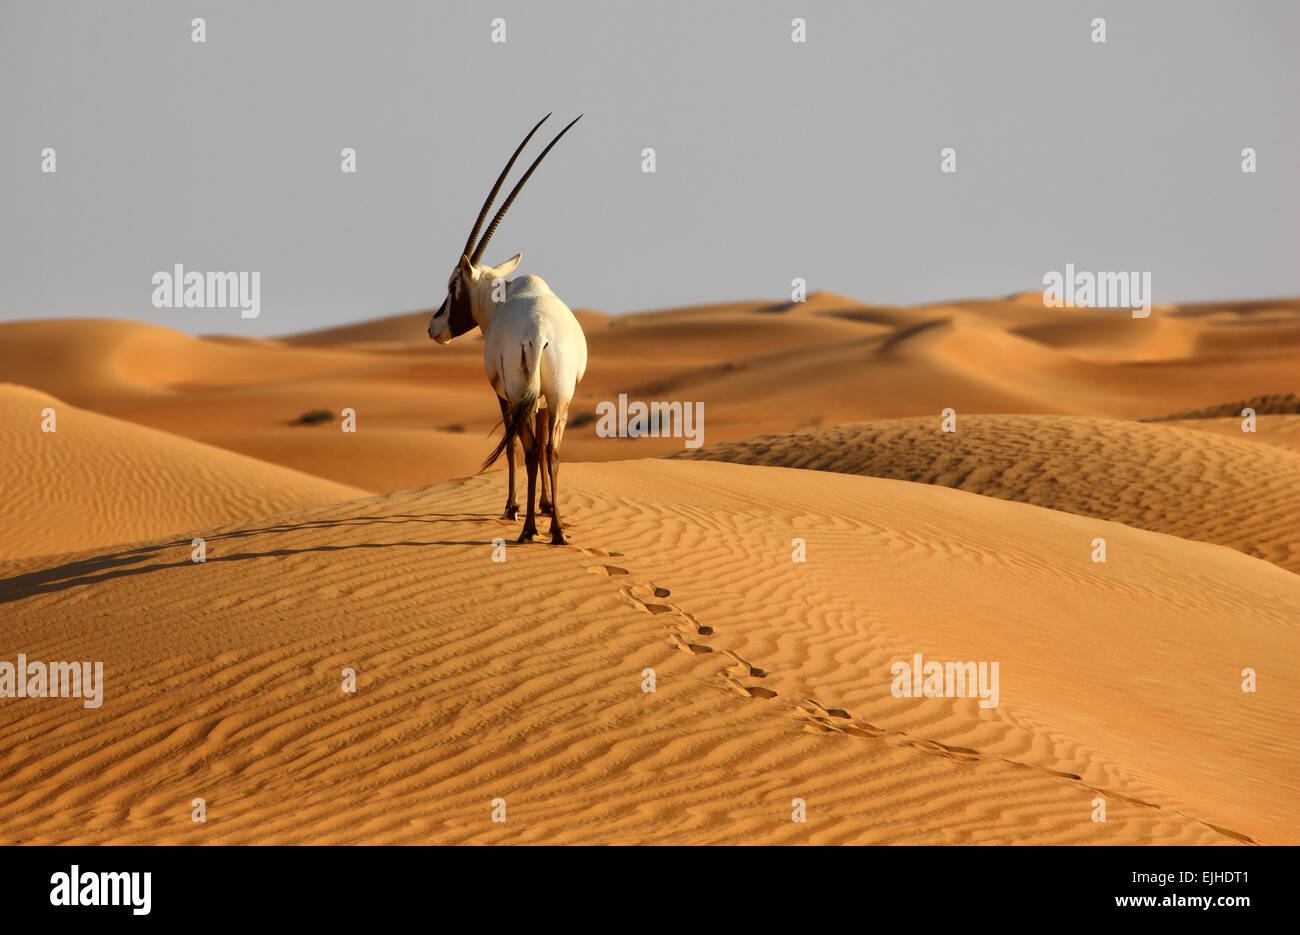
[0,384,366,561]
[673,414,1300,575]
[1141,397,1300,456]
[1167,415,1300,456]
[1013,312,1203,362]
[1,460,1295,844]
[2,296,1298,493]
[1143,393,1300,421]
[282,307,612,348]
[2,291,1298,846]
[0,318,379,405]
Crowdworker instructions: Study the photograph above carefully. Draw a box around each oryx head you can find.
[428,113,582,344]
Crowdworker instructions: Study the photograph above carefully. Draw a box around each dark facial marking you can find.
[445,270,478,337]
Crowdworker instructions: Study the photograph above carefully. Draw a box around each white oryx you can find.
[428,114,588,545]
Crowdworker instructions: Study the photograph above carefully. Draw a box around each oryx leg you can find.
[538,422,554,518]
[518,413,541,543]
[497,396,519,520]
[546,403,569,545]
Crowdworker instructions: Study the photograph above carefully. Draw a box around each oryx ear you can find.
[458,254,474,274]
[492,253,522,278]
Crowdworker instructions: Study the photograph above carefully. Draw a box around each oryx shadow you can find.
[0,512,504,604]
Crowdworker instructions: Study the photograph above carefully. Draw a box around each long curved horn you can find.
[471,114,583,265]
[461,113,552,261]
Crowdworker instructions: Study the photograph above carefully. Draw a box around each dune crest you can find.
[1,460,1295,843]
[0,384,366,561]
[2,296,1299,493]
[672,414,1300,575]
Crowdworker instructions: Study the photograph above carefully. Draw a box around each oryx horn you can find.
[470,114,583,265]
[461,113,552,262]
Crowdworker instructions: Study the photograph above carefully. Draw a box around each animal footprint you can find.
[623,582,673,601]
[837,723,887,739]
[720,675,777,700]
[667,634,712,655]
[617,585,712,634]
[721,650,765,679]
[676,612,712,636]
[587,564,629,577]
[795,700,881,738]
[799,699,850,719]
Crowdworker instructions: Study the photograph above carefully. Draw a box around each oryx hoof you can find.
[539,500,554,517]
[549,528,568,546]
[517,528,538,544]
[501,505,520,520]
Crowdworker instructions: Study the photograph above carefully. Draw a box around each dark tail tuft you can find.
[481,391,537,472]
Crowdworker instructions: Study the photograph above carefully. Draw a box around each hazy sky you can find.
[2,0,1296,336]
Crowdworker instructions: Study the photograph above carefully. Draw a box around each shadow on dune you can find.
[0,513,496,604]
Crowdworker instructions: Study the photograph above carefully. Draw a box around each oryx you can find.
[428,114,588,545]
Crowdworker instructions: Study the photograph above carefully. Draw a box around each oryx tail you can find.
[482,340,543,471]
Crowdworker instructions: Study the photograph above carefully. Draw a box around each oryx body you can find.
[427,114,587,544]
[483,275,587,416]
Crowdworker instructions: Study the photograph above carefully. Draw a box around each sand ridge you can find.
[0,461,1295,844]
[0,384,367,561]
[0,292,1297,845]
[2,294,1297,493]
[672,414,1300,575]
